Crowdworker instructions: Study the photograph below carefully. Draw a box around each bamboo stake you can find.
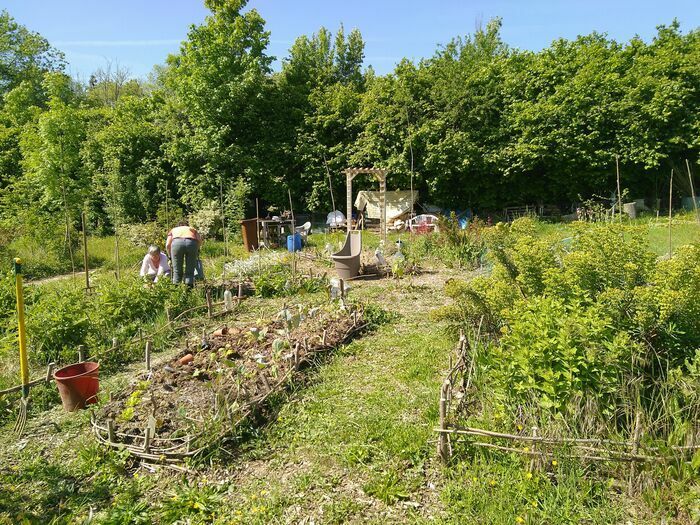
[669,169,674,258]
[686,159,699,225]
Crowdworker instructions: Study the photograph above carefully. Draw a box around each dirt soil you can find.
[95,304,365,453]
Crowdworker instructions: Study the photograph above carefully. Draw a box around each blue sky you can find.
[2,0,699,80]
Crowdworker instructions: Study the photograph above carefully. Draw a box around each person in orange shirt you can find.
[165,221,203,286]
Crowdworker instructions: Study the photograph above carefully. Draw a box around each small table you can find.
[259,219,293,248]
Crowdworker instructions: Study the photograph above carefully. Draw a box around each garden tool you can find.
[13,258,29,437]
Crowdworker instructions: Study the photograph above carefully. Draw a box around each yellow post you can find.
[14,258,29,397]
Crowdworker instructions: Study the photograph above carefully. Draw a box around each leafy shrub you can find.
[189,200,222,239]
[406,215,486,269]
[252,266,327,298]
[0,275,203,372]
[441,219,700,441]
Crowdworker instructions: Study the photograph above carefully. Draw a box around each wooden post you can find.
[255,197,260,247]
[380,174,387,244]
[81,211,90,291]
[237,282,243,299]
[339,279,345,299]
[686,159,699,225]
[77,345,86,363]
[107,419,116,443]
[143,426,152,454]
[346,171,353,233]
[45,362,55,383]
[529,427,539,472]
[112,337,118,351]
[322,329,327,346]
[669,169,674,258]
[145,341,152,371]
[629,412,642,495]
[438,379,451,462]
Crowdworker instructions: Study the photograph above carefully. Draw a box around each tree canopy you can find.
[0,2,698,240]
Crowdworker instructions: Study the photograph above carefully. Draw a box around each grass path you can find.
[210,276,456,523]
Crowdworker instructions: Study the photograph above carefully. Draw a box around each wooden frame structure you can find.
[343,167,389,243]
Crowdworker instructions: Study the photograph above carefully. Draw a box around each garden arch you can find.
[342,167,389,244]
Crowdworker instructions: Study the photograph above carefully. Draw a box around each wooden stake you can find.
[107,419,116,443]
[81,211,90,291]
[145,341,152,371]
[529,427,539,472]
[438,379,451,462]
[143,426,152,453]
[206,288,213,318]
[288,188,296,231]
[237,282,243,299]
[111,182,121,281]
[686,159,699,225]
[322,329,327,346]
[112,337,119,351]
[615,154,622,223]
[78,345,86,363]
[669,169,674,258]
[45,362,55,383]
[339,279,345,299]
[629,412,642,495]
[255,197,260,247]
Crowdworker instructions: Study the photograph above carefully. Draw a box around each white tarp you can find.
[354,190,418,221]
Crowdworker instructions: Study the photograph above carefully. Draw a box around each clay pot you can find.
[178,353,194,366]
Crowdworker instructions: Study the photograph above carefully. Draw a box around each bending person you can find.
[166,221,203,286]
[140,245,170,283]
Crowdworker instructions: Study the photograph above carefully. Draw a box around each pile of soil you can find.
[93,304,365,458]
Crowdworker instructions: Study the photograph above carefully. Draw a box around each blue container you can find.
[287,233,302,252]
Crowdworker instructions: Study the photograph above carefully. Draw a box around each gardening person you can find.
[139,245,170,283]
[166,221,203,286]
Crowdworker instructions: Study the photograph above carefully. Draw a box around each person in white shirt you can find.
[140,245,171,282]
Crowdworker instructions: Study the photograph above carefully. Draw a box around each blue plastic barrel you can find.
[287,233,302,252]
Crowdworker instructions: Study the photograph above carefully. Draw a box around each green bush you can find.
[440,219,700,441]
[406,215,486,269]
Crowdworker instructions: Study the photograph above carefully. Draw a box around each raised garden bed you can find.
[92,303,366,462]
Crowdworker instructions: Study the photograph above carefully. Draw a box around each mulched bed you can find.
[92,304,366,462]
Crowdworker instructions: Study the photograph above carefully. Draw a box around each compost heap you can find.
[94,304,364,456]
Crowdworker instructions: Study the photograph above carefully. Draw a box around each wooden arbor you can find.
[343,167,389,243]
